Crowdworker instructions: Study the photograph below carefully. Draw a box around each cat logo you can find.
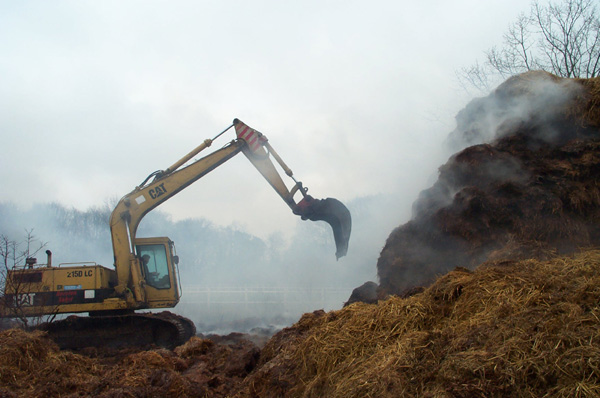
[15,293,35,307]
[149,183,167,199]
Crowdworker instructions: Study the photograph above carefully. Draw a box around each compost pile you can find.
[0,329,259,397]
[377,71,600,296]
[235,249,600,397]
[4,250,600,397]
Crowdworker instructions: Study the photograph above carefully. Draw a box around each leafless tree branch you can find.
[459,0,600,93]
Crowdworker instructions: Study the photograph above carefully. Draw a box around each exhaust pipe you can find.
[46,250,52,268]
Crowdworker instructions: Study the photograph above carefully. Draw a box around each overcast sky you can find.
[1,0,531,240]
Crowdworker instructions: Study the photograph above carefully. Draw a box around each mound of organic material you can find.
[0,329,259,397]
[377,72,600,296]
[235,249,600,397]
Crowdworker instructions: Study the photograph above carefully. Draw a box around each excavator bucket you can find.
[294,196,352,259]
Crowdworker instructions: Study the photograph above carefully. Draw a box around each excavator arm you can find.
[109,119,351,298]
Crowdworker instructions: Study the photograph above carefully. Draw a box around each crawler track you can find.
[38,311,196,350]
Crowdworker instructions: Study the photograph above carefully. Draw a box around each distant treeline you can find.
[0,196,403,290]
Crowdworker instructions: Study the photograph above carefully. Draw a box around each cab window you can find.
[137,244,171,289]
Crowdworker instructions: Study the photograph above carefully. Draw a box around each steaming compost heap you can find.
[2,71,600,397]
[378,71,600,297]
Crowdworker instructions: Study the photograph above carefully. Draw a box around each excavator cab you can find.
[135,237,181,307]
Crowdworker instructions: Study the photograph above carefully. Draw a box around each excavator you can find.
[0,119,351,349]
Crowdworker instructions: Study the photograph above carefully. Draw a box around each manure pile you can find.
[3,250,600,397]
[236,249,600,397]
[0,330,258,397]
[377,72,600,296]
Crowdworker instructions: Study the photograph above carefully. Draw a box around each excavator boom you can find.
[232,119,352,259]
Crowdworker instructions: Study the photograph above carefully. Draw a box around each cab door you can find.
[135,237,180,308]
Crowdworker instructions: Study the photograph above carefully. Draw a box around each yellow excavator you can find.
[0,119,351,349]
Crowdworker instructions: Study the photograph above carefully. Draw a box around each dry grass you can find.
[175,336,215,358]
[0,329,102,397]
[574,77,600,127]
[0,331,237,397]
[239,249,600,398]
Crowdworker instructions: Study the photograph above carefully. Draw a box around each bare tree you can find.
[0,230,50,328]
[459,0,600,93]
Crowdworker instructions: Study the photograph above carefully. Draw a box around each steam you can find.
[376,72,598,297]
[445,72,583,152]
[413,72,582,219]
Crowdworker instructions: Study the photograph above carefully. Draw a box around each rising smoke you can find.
[446,71,583,152]
[376,72,600,297]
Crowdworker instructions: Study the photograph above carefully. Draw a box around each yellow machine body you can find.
[1,237,181,317]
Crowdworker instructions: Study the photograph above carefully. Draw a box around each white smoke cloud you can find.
[446,72,583,152]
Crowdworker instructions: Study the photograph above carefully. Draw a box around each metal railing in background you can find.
[176,286,353,330]
[180,286,351,307]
